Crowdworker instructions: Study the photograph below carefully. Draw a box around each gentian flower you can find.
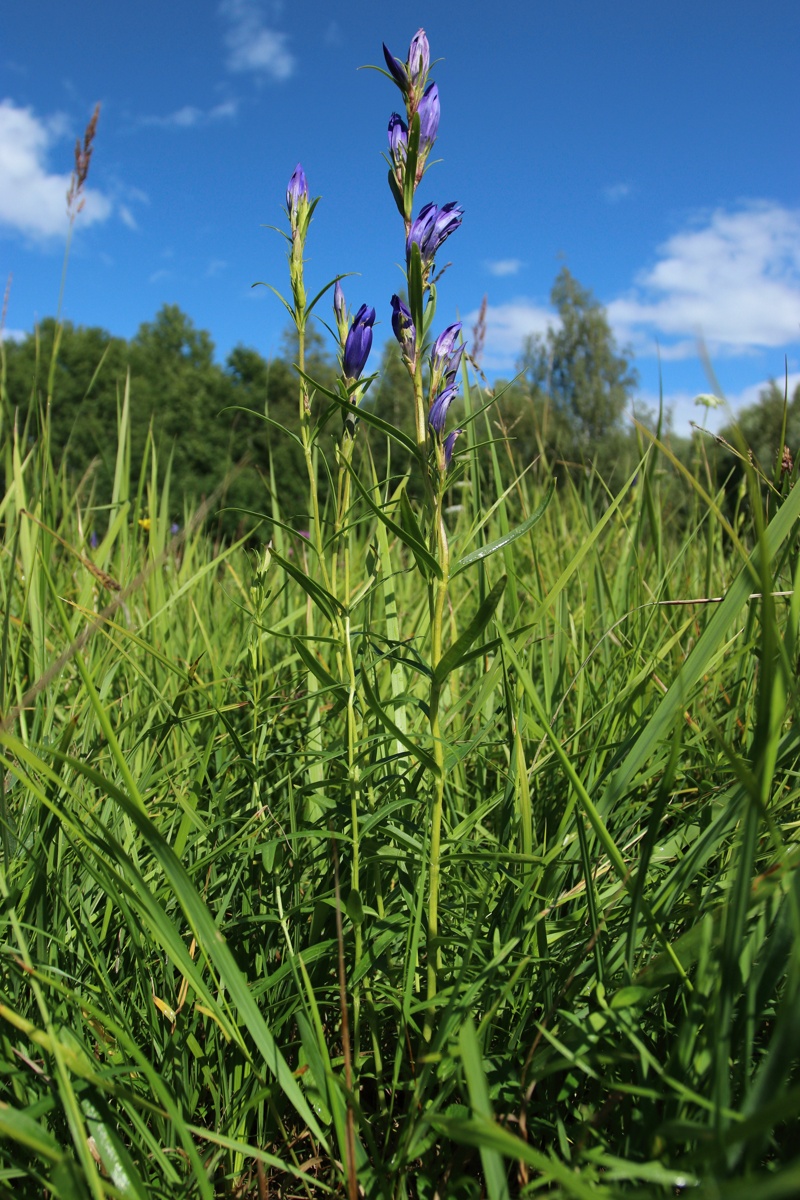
[443,428,464,467]
[343,304,376,384]
[428,382,459,436]
[383,29,430,100]
[333,280,349,345]
[430,321,464,394]
[286,164,308,219]
[388,113,408,168]
[408,29,430,87]
[390,295,416,364]
[382,42,409,91]
[407,201,464,269]
[417,83,440,153]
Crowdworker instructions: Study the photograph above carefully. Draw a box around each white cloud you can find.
[0,99,112,239]
[0,327,27,345]
[140,100,238,129]
[485,258,524,278]
[608,203,800,357]
[220,0,294,80]
[119,204,137,230]
[206,258,227,277]
[604,182,631,203]
[465,299,555,371]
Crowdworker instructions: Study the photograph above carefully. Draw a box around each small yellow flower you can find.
[138,518,151,530]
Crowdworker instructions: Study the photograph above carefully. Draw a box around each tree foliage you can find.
[517,266,638,471]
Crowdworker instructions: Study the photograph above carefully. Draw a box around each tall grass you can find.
[1,340,799,1197]
[1,34,799,1200]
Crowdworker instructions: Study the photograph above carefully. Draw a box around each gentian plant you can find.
[263,32,553,1127]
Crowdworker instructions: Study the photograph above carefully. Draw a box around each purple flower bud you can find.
[443,344,464,387]
[430,322,464,394]
[286,163,308,216]
[333,280,349,344]
[432,322,462,364]
[334,280,346,323]
[407,201,464,269]
[417,83,439,152]
[428,382,459,436]
[408,29,430,86]
[443,428,464,467]
[390,295,416,362]
[382,43,408,91]
[388,113,408,166]
[343,303,376,383]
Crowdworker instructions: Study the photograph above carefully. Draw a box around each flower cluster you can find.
[385,29,465,472]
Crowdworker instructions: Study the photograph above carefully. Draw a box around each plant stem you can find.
[424,482,450,1041]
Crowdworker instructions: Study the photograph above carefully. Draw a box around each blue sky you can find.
[1,0,798,434]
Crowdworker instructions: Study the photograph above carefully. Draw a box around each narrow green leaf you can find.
[270,549,344,623]
[434,576,507,686]
[361,668,441,777]
[403,113,420,221]
[341,457,442,580]
[452,481,554,577]
[458,1018,510,1200]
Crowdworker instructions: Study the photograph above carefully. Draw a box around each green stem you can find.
[424,483,450,1041]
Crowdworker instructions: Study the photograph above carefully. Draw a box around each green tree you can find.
[517,266,638,469]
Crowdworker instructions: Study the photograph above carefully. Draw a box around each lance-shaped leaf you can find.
[403,112,421,221]
[270,549,345,624]
[341,456,442,580]
[292,637,345,695]
[452,480,555,578]
[361,668,441,777]
[295,367,420,457]
[434,575,507,686]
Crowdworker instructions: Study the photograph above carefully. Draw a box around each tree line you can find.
[1,268,795,539]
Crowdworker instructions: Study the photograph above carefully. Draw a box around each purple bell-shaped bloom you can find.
[443,428,464,467]
[417,83,440,152]
[286,163,308,217]
[407,201,464,268]
[343,303,376,384]
[432,321,462,365]
[388,113,408,167]
[430,321,464,394]
[383,28,431,98]
[382,42,408,91]
[408,29,430,86]
[390,294,416,363]
[333,280,349,345]
[428,382,459,436]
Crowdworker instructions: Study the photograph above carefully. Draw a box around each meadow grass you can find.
[0,350,799,1198]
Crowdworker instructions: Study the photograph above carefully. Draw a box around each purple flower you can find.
[408,30,430,86]
[443,428,464,467]
[417,83,439,152]
[388,113,408,166]
[333,280,349,344]
[432,322,461,365]
[390,295,416,362]
[382,42,408,91]
[343,303,376,383]
[334,280,346,323]
[407,201,464,268]
[428,382,459,436]
[286,164,308,216]
[430,321,464,393]
[383,29,430,96]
